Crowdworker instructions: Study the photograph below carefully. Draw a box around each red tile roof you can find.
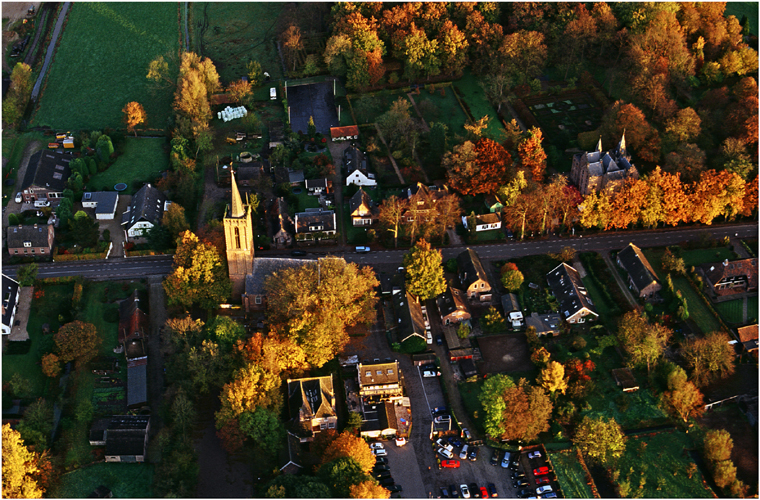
[330,125,359,138]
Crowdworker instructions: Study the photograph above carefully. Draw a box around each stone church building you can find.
[570,134,639,196]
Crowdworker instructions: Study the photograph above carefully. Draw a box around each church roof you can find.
[229,171,245,218]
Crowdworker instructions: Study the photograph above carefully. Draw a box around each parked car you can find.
[501,451,512,468]
[435,414,451,424]
[528,451,542,459]
[15,192,22,203]
[513,480,529,488]
[355,246,370,253]
[535,477,550,485]
[534,466,550,476]
[544,493,557,499]
[449,484,460,498]
[375,457,388,465]
[373,464,390,472]
[432,406,447,415]
[469,483,481,498]
[441,487,450,498]
[461,428,472,440]
[387,485,403,493]
[436,439,454,452]
[536,486,553,495]
[375,471,392,479]
[511,471,526,480]
[395,437,406,446]
[448,436,464,448]
[436,334,444,345]
[370,442,384,450]
[487,483,498,498]
[438,447,454,459]
[373,448,387,457]
[459,444,469,460]
[422,369,437,377]
[291,250,307,256]
[379,477,395,487]
[426,331,433,344]
[460,484,471,499]
[441,460,460,468]
[468,448,478,461]
[490,450,500,466]
[480,486,489,499]
[517,489,533,498]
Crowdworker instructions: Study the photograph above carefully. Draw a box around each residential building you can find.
[501,293,520,316]
[402,182,449,223]
[81,191,119,220]
[616,243,662,300]
[344,146,377,187]
[223,172,255,299]
[736,324,758,356]
[348,188,377,226]
[118,290,148,345]
[294,209,337,239]
[288,170,305,185]
[287,375,337,441]
[121,183,168,239]
[473,213,501,232]
[569,134,638,196]
[20,149,73,203]
[2,274,20,336]
[484,194,503,213]
[436,286,471,325]
[457,248,492,302]
[546,263,598,324]
[525,312,562,337]
[104,415,150,463]
[126,357,148,408]
[357,360,404,399]
[700,258,758,302]
[305,178,330,195]
[235,161,268,188]
[272,197,294,248]
[392,290,426,343]
[243,257,304,312]
[6,224,54,256]
[330,125,359,142]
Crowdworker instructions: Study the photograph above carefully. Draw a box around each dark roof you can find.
[349,189,372,215]
[393,290,425,342]
[236,163,265,182]
[525,312,562,336]
[305,178,328,189]
[357,360,401,388]
[245,258,305,296]
[475,213,501,225]
[121,183,166,228]
[457,248,490,290]
[2,274,20,328]
[344,146,367,172]
[295,210,335,233]
[89,417,110,444]
[460,358,477,377]
[6,224,52,249]
[279,432,304,473]
[702,258,758,291]
[617,243,660,292]
[287,376,336,421]
[105,415,150,457]
[436,287,469,319]
[288,170,305,184]
[546,263,598,320]
[127,359,148,407]
[21,150,72,192]
[501,293,520,313]
[82,191,119,216]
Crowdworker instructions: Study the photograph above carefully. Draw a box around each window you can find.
[31,249,34,253]
[365,371,371,377]
[481,283,485,288]
[255,296,262,305]
[328,421,336,429]
[386,369,393,375]
[376,370,382,375]
[234,227,241,249]
[320,422,327,430]
[14,250,18,254]
[23,241,31,248]
[40,249,44,253]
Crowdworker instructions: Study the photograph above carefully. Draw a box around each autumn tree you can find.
[499,30,548,84]
[479,374,514,438]
[228,79,252,105]
[163,230,231,310]
[2,424,44,498]
[319,431,375,473]
[600,101,661,163]
[55,321,102,370]
[215,363,282,427]
[265,257,378,367]
[282,25,304,72]
[661,365,705,423]
[681,332,735,387]
[481,306,506,334]
[350,481,390,499]
[500,262,524,291]
[3,62,32,128]
[538,361,567,396]
[246,60,264,86]
[664,107,701,144]
[437,20,469,75]
[444,139,512,196]
[688,169,746,225]
[703,429,741,490]
[319,457,372,498]
[573,415,626,464]
[122,101,146,137]
[403,239,446,300]
[41,354,60,378]
[616,311,672,374]
[161,202,190,243]
[480,377,553,442]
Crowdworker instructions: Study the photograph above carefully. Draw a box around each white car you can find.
[422,369,437,377]
[395,437,406,447]
[460,484,471,499]
[369,442,385,450]
[437,447,454,459]
[426,332,433,344]
[528,451,542,459]
[536,485,553,495]
[15,192,22,203]
[373,448,387,457]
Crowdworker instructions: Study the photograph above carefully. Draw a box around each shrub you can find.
[399,336,426,354]
[570,335,587,351]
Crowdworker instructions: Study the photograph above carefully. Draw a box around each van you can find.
[34,200,50,208]
[459,444,469,460]
[270,87,277,100]
[355,246,370,253]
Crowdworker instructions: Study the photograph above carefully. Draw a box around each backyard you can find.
[31,3,179,130]
[87,137,169,193]
[452,70,506,142]
[548,450,594,499]
[52,462,154,497]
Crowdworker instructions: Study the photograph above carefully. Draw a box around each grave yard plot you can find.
[521,91,603,152]
[286,81,340,135]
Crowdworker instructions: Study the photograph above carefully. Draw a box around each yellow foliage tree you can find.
[350,481,390,499]
[320,432,376,473]
[216,363,282,427]
[122,101,146,137]
[2,424,44,498]
[538,361,567,395]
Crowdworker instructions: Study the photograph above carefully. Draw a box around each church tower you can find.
[224,171,254,299]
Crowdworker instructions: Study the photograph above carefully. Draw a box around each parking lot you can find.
[431,445,518,498]
[379,440,428,499]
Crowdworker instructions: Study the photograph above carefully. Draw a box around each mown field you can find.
[31,3,178,131]
[87,137,168,193]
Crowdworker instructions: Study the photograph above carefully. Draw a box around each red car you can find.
[534,466,551,476]
[441,460,461,468]
[536,476,551,485]
[480,486,489,499]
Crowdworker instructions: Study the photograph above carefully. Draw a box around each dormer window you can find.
[376,370,382,375]
[23,241,32,248]
[365,371,371,377]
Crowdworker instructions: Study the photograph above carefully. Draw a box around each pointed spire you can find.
[596,136,603,153]
[230,171,245,218]
[619,130,627,157]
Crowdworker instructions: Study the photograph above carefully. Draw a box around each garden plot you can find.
[522,91,602,152]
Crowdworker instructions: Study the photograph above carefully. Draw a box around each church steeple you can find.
[224,170,254,299]
[619,130,627,157]
[230,171,245,218]
[596,136,603,153]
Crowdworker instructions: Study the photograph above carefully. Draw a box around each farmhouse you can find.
[118,290,148,345]
[2,274,20,336]
[126,357,148,408]
[546,263,598,324]
[287,375,337,441]
[305,178,330,195]
[272,197,294,248]
[569,134,639,196]
[288,170,305,185]
[330,125,359,142]
[616,243,662,301]
[735,324,758,356]
[6,224,54,256]
[121,183,168,239]
[348,189,377,226]
[81,191,119,220]
[525,312,562,337]
[20,149,73,204]
[294,209,336,239]
[457,248,492,302]
[104,415,150,463]
[402,182,449,223]
[435,286,471,325]
[243,258,304,312]
[699,258,758,302]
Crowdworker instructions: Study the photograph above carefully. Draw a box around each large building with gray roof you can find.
[121,183,168,239]
[570,134,638,196]
[82,191,119,220]
[20,149,73,204]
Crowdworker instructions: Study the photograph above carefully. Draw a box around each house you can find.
[457,248,492,302]
[118,290,148,345]
[305,178,330,195]
[287,375,337,441]
[501,293,520,315]
[616,243,662,300]
[525,312,562,337]
[243,257,304,312]
[279,432,304,475]
[348,189,377,226]
[104,415,150,463]
[402,182,449,223]
[442,324,462,350]
[272,197,294,248]
[392,290,426,343]
[81,191,119,220]
[330,125,359,142]
[484,194,503,213]
[736,324,758,356]
[360,400,411,439]
[2,274,20,336]
[6,224,54,257]
[236,161,268,188]
[344,146,377,187]
[20,149,73,204]
[288,170,305,185]
[357,360,404,399]
[435,287,471,325]
[473,213,501,232]
[294,209,336,239]
[121,183,168,239]
[546,263,598,324]
[569,134,639,196]
[126,357,148,408]
[699,258,758,302]
[269,120,285,149]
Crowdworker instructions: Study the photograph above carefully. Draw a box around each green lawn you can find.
[288,191,321,216]
[472,229,505,242]
[549,450,594,499]
[87,138,169,193]
[453,70,507,141]
[2,132,46,206]
[53,462,154,498]
[614,431,713,498]
[414,88,469,139]
[681,247,736,268]
[458,379,486,435]
[31,3,178,130]
[714,299,745,324]
[724,2,758,36]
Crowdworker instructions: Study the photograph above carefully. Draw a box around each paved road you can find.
[31,1,70,101]
[2,255,174,280]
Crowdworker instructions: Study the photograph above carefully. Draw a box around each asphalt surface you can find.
[31,1,70,101]
[286,81,339,135]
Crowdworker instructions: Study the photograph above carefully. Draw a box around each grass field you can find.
[453,70,506,141]
[549,450,594,499]
[681,247,736,268]
[53,462,154,497]
[614,431,713,498]
[714,298,745,324]
[194,2,285,84]
[31,3,178,130]
[414,88,469,139]
[458,379,486,435]
[87,138,169,193]
[724,2,758,36]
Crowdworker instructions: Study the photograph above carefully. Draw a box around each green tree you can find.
[68,211,99,248]
[16,263,37,287]
[246,60,263,86]
[681,332,735,387]
[660,365,704,422]
[17,399,53,451]
[170,389,196,433]
[308,116,317,136]
[573,415,626,464]
[616,311,672,375]
[318,457,371,498]
[207,316,246,352]
[54,321,102,370]
[500,262,524,291]
[456,322,471,339]
[239,407,285,455]
[264,474,332,498]
[479,374,515,439]
[403,239,446,300]
[56,198,73,229]
[96,135,114,163]
[346,412,363,434]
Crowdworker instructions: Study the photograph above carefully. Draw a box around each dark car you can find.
[449,484,460,498]
[441,486,450,498]
[490,450,500,466]
[387,485,403,493]
[436,334,443,345]
[511,471,526,480]
[469,483,481,498]
[513,479,529,488]
[375,457,388,465]
[373,464,390,472]
[517,489,532,498]
[375,471,392,479]
[291,250,307,256]
[379,477,395,487]
[487,483,498,498]
[468,448,478,461]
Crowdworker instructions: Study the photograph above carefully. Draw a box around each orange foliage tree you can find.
[54,321,102,371]
[350,481,390,499]
[40,354,60,379]
[518,127,547,182]
[319,431,376,473]
[122,101,146,137]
